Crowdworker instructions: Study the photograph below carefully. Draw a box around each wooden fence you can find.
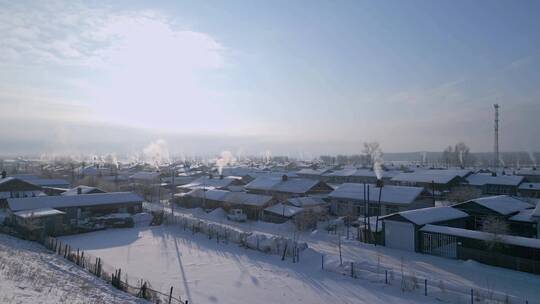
[43,236,187,304]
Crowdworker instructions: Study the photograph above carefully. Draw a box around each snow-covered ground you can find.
[0,233,145,304]
[177,207,540,296]
[60,225,442,304]
[152,205,540,303]
[59,219,540,304]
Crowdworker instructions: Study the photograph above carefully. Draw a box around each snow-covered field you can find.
[0,233,145,304]
[170,206,540,303]
[60,225,439,304]
[54,205,540,304]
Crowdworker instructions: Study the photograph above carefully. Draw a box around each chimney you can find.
[491,172,497,177]
[1,171,6,179]
[376,179,384,188]
[502,170,506,175]
[282,174,288,181]
[77,187,82,195]
[220,174,224,180]
[530,184,534,188]
[534,167,537,171]
[209,173,213,179]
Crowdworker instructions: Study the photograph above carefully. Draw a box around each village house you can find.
[451,195,533,232]
[244,175,333,201]
[177,175,246,193]
[465,173,524,196]
[518,182,540,198]
[61,185,106,196]
[516,168,540,182]
[328,183,431,218]
[391,169,472,199]
[5,192,143,237]
[322,168,399,185]
[381,206,469,252]
[175,189,274,220]
[0,174,44,208]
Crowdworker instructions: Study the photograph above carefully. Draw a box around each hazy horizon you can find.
[1,0,539,156]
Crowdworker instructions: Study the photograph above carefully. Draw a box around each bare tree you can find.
[362,142,381,168]
[481,216,509,250]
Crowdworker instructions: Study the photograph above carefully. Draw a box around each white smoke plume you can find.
[529,151,537,167]
[104,153,119,168]
[265,150,272,163]
[216,151,236,175]
[143,139,170,168]
[373,149,384,180]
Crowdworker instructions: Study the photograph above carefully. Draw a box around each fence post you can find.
[168,286,173,304]
[385,270,388,284]
[424,279,427,296]
[321,254,324,270]
[351,262,354,278]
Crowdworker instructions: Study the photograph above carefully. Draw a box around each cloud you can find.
[0,0,229,131]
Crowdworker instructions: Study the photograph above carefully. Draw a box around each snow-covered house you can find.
[176,189,274,220]
[12,174,71,188]
[296,168,332,180]
[177,175,245,193]
[516,168,540,182]
[61,185,106,196]
[518,183,540,198]
[262,203,304,223]
[451,195,533,231]
[244,175,333,201]
[380,206,469,252]
[328,183,431,218]
[0,177,44,208]
[6,192,143,235]
[391,169,471,198]
[322,168,400,185]
[465,173,524,196]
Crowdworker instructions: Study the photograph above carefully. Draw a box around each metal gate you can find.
[421,232,457,259]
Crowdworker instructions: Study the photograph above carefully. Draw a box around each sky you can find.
[1,0,539,157]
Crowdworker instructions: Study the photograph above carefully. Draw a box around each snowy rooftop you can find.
[245,177,323,194]
[61,185,103,196]
[466,174,524,186]
[329,183,424,205]
[392,169,471,184]
[264,203,303,217]
[186,189,273,207]
[463,195,532,216]
[420,224,540,250]
[392,206,469,226]
[297,168,331,176]
[516,169,540,176]
[179,176,241,190]
[508,209,536,223]
[322,168,400,179]
[13,207,65,219]
[287,196,327,207]
[8,192,143,212]
[519,183,540,191]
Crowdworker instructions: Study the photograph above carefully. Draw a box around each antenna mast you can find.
[494,104,500,169]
